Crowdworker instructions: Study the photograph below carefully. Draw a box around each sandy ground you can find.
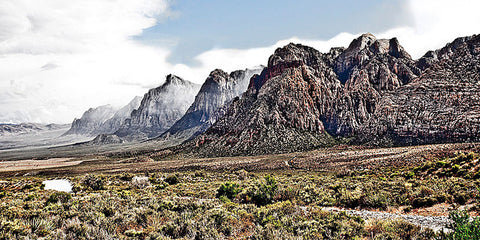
[0,158,83,172]
[0,142,477,177]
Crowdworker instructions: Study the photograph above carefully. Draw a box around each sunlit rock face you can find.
[114,74,201,140]
[157,66,264,144]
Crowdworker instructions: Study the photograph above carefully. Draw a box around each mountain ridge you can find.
[176,33,480,157]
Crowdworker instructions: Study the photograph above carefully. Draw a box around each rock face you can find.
[63,105,117,136]
[115,74,201,140]
[63,96,142,136]
[186,43,341,156]
[101,96,142,134]
[182,33,480,156]
[357,34,480,145]
[326,33,421,135]
[158,67,263,143]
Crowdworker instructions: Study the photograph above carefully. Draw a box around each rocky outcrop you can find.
[326,33,421,135]
[63,96,142,136]
[179,33,480,156]
[157,67,263,143]
[357,34,480,145]
[115,74,200,140]
[184,43,341,156]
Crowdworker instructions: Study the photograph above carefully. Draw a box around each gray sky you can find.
[0,0,479,124]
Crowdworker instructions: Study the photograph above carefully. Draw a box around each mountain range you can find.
[180,33,480,156]
[60,33,480,157]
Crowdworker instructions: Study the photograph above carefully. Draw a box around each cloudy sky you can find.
[1,0,479,124]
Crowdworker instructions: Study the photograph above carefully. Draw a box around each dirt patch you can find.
[0,158,83,172]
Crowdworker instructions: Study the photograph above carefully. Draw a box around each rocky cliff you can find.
[357,34,480,145]
[157,67,263,144]
[180,33,480,156]
[115,74,200,140]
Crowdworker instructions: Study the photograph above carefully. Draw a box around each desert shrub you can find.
[131,176,150,189]
[404,171,415,179]
[365,219,435,240]
[46,192,71,205]
[237,169,248,180]
[125,229,145,238]
[119,172,133,181]
[412,197,437,208]
[165,175,179,185]
[82,175,105,190]
[441,210,480,240]
[216,182,242,200]
[29,218,54,237]
[0,219,29,236]
[249,175,278,206]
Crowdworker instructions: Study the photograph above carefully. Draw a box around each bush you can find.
[442,210,480,239]
[165,175,179,185]
[249,175,278,206]
[216,182,242,200]
[46,192,71,205]
[82,175,105,190]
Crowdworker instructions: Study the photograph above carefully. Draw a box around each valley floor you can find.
[1,143,480,239]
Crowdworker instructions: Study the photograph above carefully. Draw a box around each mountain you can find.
[357,34,480,145]
[63,105,117,136]
[63,96,142,136]
[114,74,201,140]
[157,67,263,144]
[0,123,67,136]
[180,33,480,157]
[101,96,142,134]
[325,33,421,135]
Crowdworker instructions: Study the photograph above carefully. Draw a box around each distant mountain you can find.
[0,123,68,136]
[63,95,142,137]
[157,67,263,144]
[178,33,480,157]
[114,74,201,140]
[101,96,143,134]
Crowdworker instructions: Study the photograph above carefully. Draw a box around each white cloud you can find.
[0,0,175,123]
[1,0,480,124]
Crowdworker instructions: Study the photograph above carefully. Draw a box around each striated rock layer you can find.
[180,33,480,156]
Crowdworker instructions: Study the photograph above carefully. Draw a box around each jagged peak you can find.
[346,33,377,52]
[205,69,230,84]
[165,74,187,86]
[268,42,321,68]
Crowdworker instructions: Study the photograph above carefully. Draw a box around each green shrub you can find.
[46,192,71,205]
[404,171,415,179]
[216,182,242,200]
[249,175,278,206]
[442,210,480,240]
[82,175,105,190]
